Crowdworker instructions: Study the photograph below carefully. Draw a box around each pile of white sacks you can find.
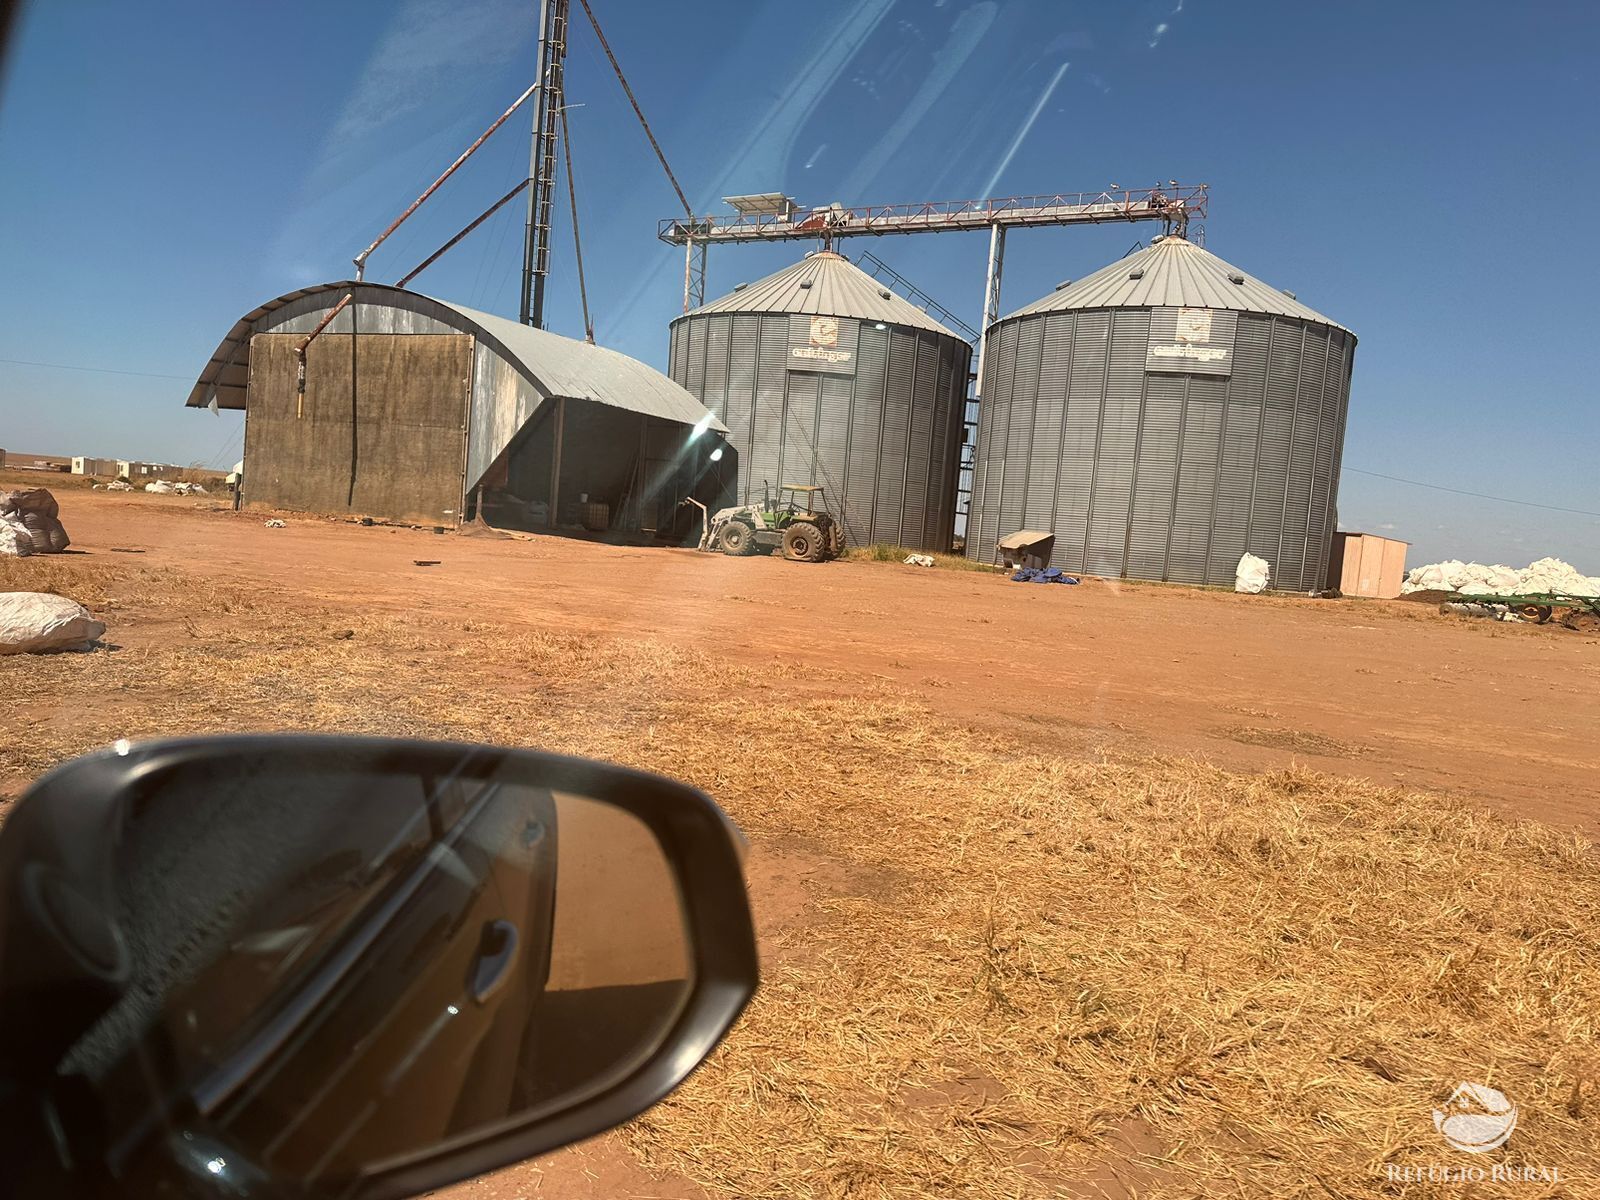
[0,489,70,556]
[1401,556,1600,597]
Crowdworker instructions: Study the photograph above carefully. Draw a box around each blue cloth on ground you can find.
[1009,567,1079,584]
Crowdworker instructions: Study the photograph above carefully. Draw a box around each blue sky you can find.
[1,0,1596,569]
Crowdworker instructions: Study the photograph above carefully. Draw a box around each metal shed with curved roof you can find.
[668,251,972,550]
[967,237,1356,591]
[187,282,725,534]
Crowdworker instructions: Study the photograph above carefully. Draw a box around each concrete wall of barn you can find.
[245,291,715,536]
[243,332,471,526]
[251,289,549,492]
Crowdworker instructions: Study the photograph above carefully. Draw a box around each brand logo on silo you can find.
[792,315,852,364]
[1156,307,1224,359]
[1147,306,1235,375]
[1174,307,1213,344]
[1149,344,1228,363]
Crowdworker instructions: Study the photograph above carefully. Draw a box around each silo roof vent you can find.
[1281,288,1296,299]
[878,288,893,300]
[1129,268,1146,280]
[733,282,748,292]
[799,280,814,289]
[1227,272,1246,284]
[1054,279,1072,291]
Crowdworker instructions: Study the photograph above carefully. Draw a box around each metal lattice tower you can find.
[520,0,571,327]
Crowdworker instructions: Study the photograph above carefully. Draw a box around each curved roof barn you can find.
[185,281,724,530]
[188,280,719,429]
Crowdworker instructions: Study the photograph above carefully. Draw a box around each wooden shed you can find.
[1327,532,1408,599]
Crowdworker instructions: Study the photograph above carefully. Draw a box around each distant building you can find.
[72,456,120,476]
[116,461,171,479]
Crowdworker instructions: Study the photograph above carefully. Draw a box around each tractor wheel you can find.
[782,522,826,563]
[825,522,846,560]
[719,521,758,556]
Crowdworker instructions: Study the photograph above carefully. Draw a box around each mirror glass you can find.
[51,753,693,1193]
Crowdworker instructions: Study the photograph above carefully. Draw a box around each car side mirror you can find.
[0,736,758,1199]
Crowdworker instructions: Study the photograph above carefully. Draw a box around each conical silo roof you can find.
[1004,236,1351,335]
[687,251,962,338]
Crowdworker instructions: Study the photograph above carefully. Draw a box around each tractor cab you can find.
[762,483,829,525]
[703,482,845,563]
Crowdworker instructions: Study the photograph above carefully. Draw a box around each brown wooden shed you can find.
[1327,531,1408,599]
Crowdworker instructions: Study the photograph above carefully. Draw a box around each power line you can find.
[200,423,245,470]
[1343,466,1600,519]
[0,356,193,382]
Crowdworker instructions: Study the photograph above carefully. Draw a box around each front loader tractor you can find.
[704,483,844,563]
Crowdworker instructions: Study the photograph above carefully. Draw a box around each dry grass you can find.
[0,555,264,621]
[847,543,1001,573]
[629,725,1599,1198]
[1220,725,1370,758]
[0,468,96,490]
[165,465,228,485]
[2,561,1597,1197]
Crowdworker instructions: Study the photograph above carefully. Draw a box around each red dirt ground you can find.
[48,490,1600,836]
[14,491,1599,1198]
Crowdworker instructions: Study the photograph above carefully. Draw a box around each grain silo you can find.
[967,236,1355,592]
[668,251,972,551]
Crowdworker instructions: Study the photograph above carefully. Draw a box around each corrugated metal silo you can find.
[967,236,1356,592]
[669,251,972,550]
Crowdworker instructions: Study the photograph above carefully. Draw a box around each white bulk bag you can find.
[0,516,32,558]
[1235,553,1271,594]
[0,592,106,654]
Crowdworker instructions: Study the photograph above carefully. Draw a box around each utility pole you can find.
[520,0,570,327]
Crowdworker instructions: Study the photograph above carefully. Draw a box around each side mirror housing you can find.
[0,736,757,1199]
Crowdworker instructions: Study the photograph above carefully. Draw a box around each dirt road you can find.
[49,490,1600,834]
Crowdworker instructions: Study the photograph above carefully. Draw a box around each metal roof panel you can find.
[186,281,725,432]
[684,251,962,338]
[1003,237,1352,335]
[444,296,722,430]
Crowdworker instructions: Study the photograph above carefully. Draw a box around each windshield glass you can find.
[1,1,1596,1196]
